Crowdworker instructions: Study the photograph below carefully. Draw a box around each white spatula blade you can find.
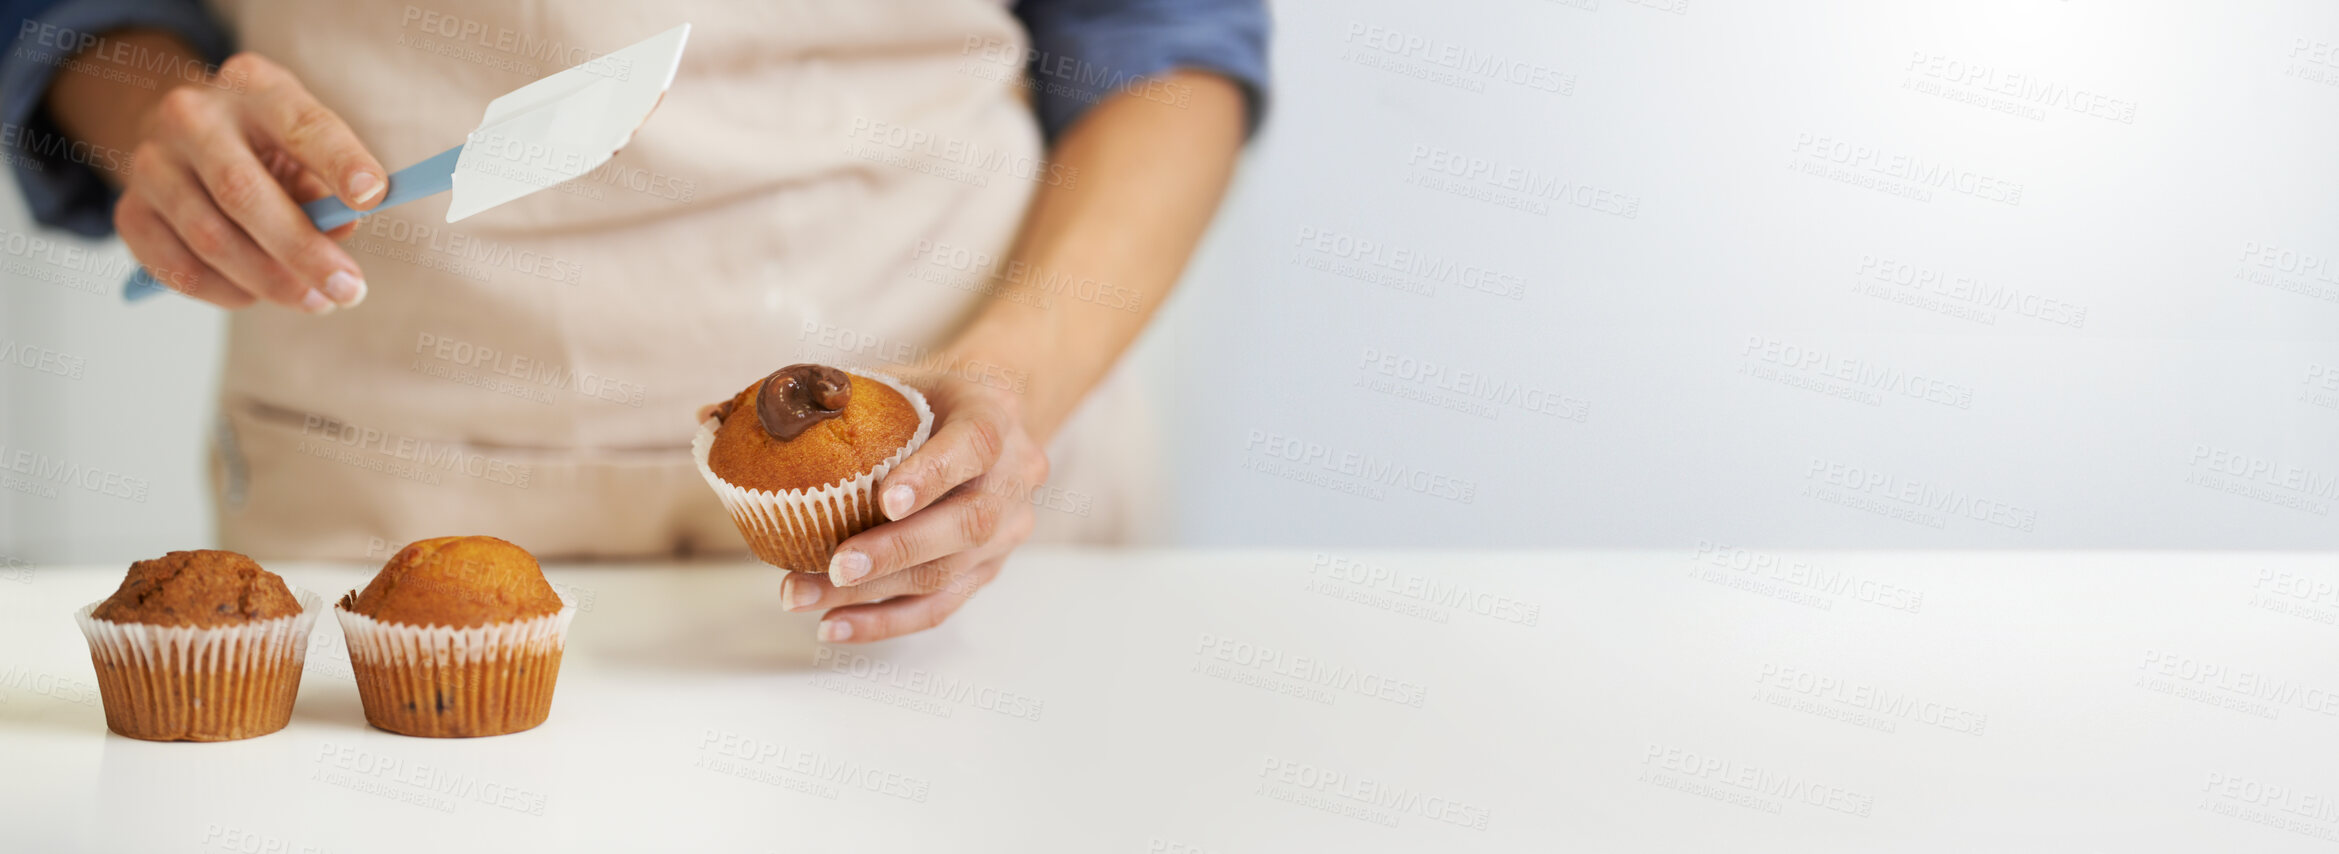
[446,23,691,222]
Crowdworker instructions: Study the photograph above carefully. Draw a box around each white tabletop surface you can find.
[4,548,2338,852]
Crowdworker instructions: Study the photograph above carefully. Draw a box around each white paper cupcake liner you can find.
[332,591,576,738]
[693,368,933,572]
[74,587,325,741]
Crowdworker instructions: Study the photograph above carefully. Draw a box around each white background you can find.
[7,0,2339,561]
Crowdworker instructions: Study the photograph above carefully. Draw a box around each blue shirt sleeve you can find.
[1,0,232,236]
[1012,0,1269,142]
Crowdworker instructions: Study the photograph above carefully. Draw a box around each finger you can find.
[284,163,359,240]
[180,120,366,308]
[140,162,333,313]
[785,549,989,612]
[829,483,1029,587]
[114,199,249,308]
[236,55,388,209]
[877,397,1012,521]
[261,147,307,191]
[816,558,1003,643]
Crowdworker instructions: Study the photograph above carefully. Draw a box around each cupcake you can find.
[693,364,932,571]
[333,536,574,737]
[73,550,323,741]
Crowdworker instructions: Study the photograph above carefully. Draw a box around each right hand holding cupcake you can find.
[775,371,1048,643]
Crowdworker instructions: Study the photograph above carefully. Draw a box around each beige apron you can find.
[202,0,1160,559]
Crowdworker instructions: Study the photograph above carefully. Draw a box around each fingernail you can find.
[882,485,914,520]
[783,574,820,610]
[299,290,336,315]
[829,550,870,586]
[818,620,852,643]
[322,271,366,306]
[347,172,383,204]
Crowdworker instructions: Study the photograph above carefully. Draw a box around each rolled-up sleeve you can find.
[1,0,232,236]
[1012,0,1269,143]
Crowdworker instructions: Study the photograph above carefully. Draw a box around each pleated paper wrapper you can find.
[333,592,576,738]
[692,369,932,572]
[74,587,325,742]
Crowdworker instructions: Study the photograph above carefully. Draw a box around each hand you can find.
[113,52,386,312]
[779,370,1049,643]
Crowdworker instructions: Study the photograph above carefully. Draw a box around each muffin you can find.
[333,536,575,738]
[693,364,932,571]
[73,550,323,741]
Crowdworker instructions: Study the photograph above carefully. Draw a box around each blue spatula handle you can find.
[124,144,466,301]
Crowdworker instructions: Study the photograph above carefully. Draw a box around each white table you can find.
[3,548,2337,852]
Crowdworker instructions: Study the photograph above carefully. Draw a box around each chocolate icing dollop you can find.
[755,364,852,441]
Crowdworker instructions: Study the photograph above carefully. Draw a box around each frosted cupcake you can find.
[693,364,932,571]
[334,536,574,737]
[75,550,323,741]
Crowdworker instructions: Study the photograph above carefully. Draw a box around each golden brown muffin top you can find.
[92,550,301,627]
[350,536,564,628]
[707,369,919,492]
